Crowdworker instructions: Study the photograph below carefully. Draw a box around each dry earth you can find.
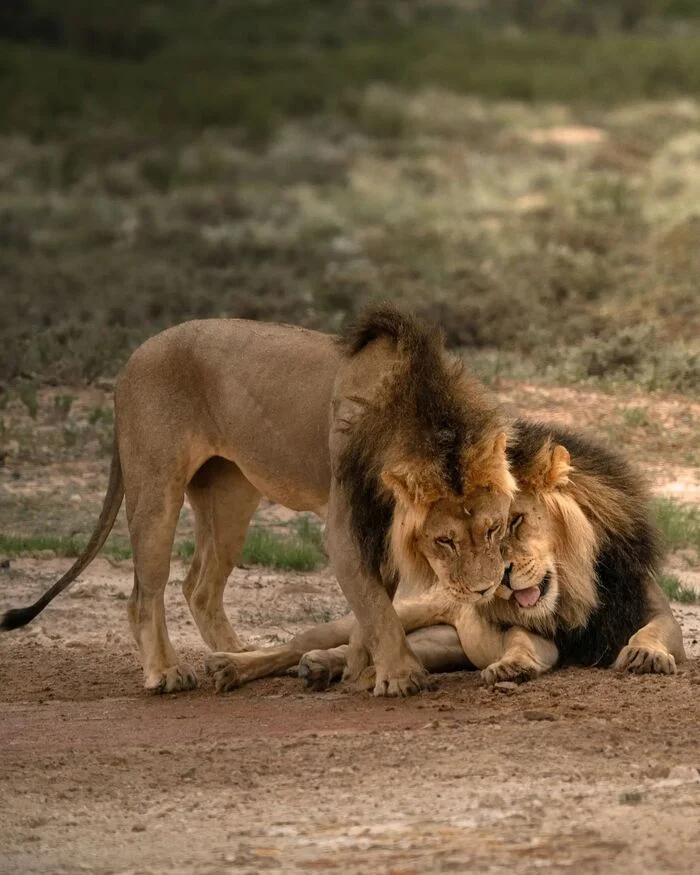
[1,382,700,874]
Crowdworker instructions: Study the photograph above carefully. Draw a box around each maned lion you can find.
[2,305,515,697]
[203,420,685,691]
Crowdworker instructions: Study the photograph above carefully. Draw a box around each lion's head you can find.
[482,436,599,635]
[337,304,517,604]
[382,432,515,603]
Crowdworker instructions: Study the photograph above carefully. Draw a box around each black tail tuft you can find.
[1,605,39,631]
[341,302,442,357]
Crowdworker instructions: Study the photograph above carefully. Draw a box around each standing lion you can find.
[2,306,516,696]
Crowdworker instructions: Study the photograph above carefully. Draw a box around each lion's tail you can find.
[341,302,443,360]
[1,438,124,631]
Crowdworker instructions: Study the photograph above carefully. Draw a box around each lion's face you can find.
[413,488,511,603]
[496,491,560,621]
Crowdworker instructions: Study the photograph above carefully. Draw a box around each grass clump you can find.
[657,573,700,605]
[652,499,700,552]
[1,517,327,572]
[240,526,326,572]
[177,518,326,572]
[0,533,131,561]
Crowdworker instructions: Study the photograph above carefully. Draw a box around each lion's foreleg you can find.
[477,625,559,686]
[325,487,427,697]
[205,615,355,693]
[298,644,351,691]
[301,627,470,693]
[300,602,469,691]
[407,625,472,673]
[614,578,686,675]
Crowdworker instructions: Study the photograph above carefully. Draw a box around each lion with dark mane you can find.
[206,420,685,690]
[2,305,515,697]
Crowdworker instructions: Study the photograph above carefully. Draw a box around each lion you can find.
[1,305,515,697]
[203,420,685,692]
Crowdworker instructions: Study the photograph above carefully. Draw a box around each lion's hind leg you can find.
[183,457,261,653]
[127,480,197,694]
[614,580,686,675]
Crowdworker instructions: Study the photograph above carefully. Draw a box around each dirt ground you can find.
[1,554,699,875]
[1,382,700,874]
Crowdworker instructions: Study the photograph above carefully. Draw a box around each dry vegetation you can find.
[1,1,699,589]
[1,1,700,395]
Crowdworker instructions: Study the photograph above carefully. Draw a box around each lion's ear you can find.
[463,431,516,496]
[531,443,571,492]
[520,440,571,492]
[546,444,571,490]
[381,463,444,507]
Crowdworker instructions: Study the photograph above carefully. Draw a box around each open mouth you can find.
[504,570,551,609]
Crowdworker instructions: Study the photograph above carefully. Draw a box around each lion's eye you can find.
[486,523,502,543]
[509,514,524,535]
[435,536,456,551]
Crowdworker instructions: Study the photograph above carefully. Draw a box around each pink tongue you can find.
[513,586,541,608]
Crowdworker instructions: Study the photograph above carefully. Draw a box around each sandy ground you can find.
[1,381,700,874]
[0,555,699,875]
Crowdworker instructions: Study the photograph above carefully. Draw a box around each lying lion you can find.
[204,420,686,691]
[2,305,515,696]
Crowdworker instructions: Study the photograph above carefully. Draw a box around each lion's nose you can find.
[501,564,513,589]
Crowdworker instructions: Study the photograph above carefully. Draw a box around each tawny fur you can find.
[2,305,515,698]
[205,421,685,691]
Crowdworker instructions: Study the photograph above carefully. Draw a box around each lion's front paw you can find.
[298,651,340,692]
[372,661,432,697]
[345,665,377,692]
[614,645,676,675]
[481,658,539,687]
[205,653,242,693]
[145,663,198,694]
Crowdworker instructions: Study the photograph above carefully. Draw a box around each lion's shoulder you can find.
[541,424,659,666]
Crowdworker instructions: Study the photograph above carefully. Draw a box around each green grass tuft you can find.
[0,533,132,562]
[1,518,327,572]
[657,573,700,605]
[652,499,700,552]
[178,518,327,571]
[240,526,326,572]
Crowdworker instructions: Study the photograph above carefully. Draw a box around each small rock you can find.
[494,681,519,692]
[180,767,196,780]
[645,764,670,779]
[668,765,700,782]
[523,709,558,722]
[0,558,10,569]
[131,823,147,833]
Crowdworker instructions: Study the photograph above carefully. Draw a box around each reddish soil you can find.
[1,558,699,875]
[1,380,699,874]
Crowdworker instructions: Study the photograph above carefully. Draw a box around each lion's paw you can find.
[481,658,538,687]
[298,651,338,692]
[145,663,198,694]
[372,666,432,698]
[614,645,676,675]
[205,653,242,693]
[345,665,377,692]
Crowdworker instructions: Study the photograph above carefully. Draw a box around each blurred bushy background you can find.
[2,0,700,393]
